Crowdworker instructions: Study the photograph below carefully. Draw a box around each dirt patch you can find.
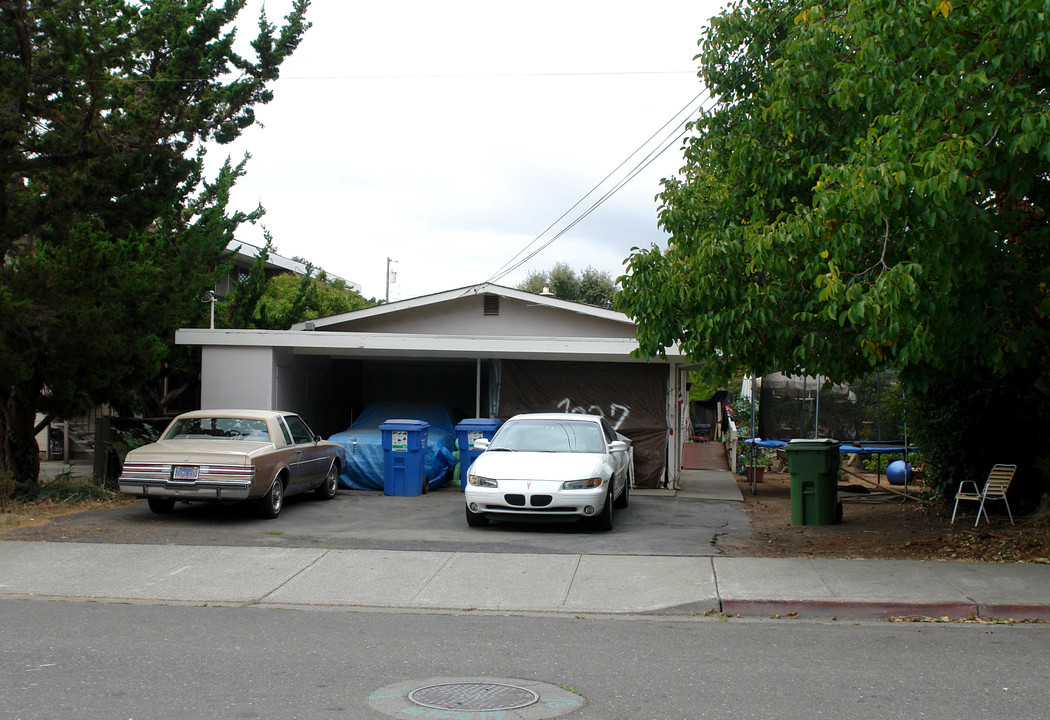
[718,471,1050,564]
[0,497,136,532]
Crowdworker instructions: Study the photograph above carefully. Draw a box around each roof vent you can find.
[483,293,500,316]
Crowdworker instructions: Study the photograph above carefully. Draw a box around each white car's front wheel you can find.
[591,486,614,531]
[465,504,489,527]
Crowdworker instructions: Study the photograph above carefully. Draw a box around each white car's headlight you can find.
[562,477,602,490]
[468,474,498,488]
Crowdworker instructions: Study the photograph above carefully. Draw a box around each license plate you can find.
[172,466,199,481]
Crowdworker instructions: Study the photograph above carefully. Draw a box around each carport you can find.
[175,283,690,488]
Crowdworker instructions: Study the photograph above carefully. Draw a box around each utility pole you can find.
[202,290,217,329]
[385,257,397,302]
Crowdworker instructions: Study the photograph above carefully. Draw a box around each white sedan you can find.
[464,413,634,531]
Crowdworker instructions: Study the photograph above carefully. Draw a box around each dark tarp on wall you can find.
[497,360,668,488]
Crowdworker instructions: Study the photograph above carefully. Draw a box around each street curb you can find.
[720,599,979,620]
[976,603,1049,621]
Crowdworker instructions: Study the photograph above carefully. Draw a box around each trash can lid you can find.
[787,438,840,449]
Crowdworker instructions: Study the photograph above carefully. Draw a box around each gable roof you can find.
[177,282,681,363]
[291,282,630,332]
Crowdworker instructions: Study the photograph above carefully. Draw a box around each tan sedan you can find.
[118,409,345,518]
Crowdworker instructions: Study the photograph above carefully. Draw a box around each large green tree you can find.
[620,0,1048,384]
[617,0,1049,500]
[0,0,310,493]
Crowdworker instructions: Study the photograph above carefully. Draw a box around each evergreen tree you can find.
[0,0,311,493]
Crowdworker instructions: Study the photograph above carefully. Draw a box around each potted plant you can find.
[744,452,772,483]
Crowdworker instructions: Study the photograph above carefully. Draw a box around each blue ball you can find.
[886,460,913,486]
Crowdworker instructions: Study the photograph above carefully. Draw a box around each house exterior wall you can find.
[201,346,275,410]
[181,284,689,487]
[320,293,636,339]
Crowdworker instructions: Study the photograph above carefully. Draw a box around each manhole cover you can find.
[369,677,584,719]
[409,682,539,711]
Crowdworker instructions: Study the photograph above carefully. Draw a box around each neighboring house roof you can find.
[227,240,361,293]
[177,282,680,363]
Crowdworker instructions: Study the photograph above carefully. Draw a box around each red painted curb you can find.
[721,599,979,619]
[976,604,1048,621]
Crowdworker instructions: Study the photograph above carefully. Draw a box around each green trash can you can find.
[787,438,842,525]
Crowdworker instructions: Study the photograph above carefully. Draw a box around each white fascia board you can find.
[176,328,682,364]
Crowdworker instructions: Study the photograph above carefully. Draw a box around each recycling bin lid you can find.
[455,418,502,429]
[378,419,430,429]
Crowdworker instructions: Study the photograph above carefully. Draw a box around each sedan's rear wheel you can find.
[315,463,339,500]
[465,504,489,527]
[591,486,614,531]
[258,477,284,519]
[147,497,175,514]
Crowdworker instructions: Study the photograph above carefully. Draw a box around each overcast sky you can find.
[209,1,726,301]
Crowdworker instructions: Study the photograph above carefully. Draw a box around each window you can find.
[283,415,315,445]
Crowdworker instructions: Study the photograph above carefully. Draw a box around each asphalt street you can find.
[5,599,1049,720]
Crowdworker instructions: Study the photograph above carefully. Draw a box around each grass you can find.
[0,470,132,530]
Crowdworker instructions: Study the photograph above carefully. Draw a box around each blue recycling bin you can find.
[379,419,430,496]
[455,418,503,491]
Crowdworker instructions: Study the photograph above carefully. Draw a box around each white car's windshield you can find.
[490,419,605,453]
[163,417,270,441]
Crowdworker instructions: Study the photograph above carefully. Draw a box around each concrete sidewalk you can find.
[2,540,1048,620]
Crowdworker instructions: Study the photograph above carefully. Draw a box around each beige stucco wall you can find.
[320,293,636,339]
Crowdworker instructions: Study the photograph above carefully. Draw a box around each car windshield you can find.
[163,417,270,442]
[489,419,606,453]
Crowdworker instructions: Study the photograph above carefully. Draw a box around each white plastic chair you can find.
[951,464,1016,527]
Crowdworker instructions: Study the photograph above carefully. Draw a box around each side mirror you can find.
[473,438,491,451]
[608,440,628,453]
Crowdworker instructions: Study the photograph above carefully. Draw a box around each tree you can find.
[255,272,372,327]
[0,1,311,494]
[616,0,1049,500]
[619,0,1049,383]
[517,263,618,307]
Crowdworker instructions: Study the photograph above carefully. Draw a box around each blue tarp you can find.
[743,437,916,454]
[328,402,460,491]
[742,438,788,448]
[838,443,916,454]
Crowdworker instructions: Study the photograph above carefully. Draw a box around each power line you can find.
[485,2,802,286]
[487,92,709,287]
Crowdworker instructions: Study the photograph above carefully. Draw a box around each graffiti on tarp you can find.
[555,399,631,430]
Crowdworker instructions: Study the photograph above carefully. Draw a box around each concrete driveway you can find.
[4,470,752,556]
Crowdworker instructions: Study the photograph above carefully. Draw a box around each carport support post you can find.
[475,358,482,418]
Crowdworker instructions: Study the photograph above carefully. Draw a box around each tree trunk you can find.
[0,382,42,497]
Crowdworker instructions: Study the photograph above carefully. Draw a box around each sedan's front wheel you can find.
[258,478,284,519]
